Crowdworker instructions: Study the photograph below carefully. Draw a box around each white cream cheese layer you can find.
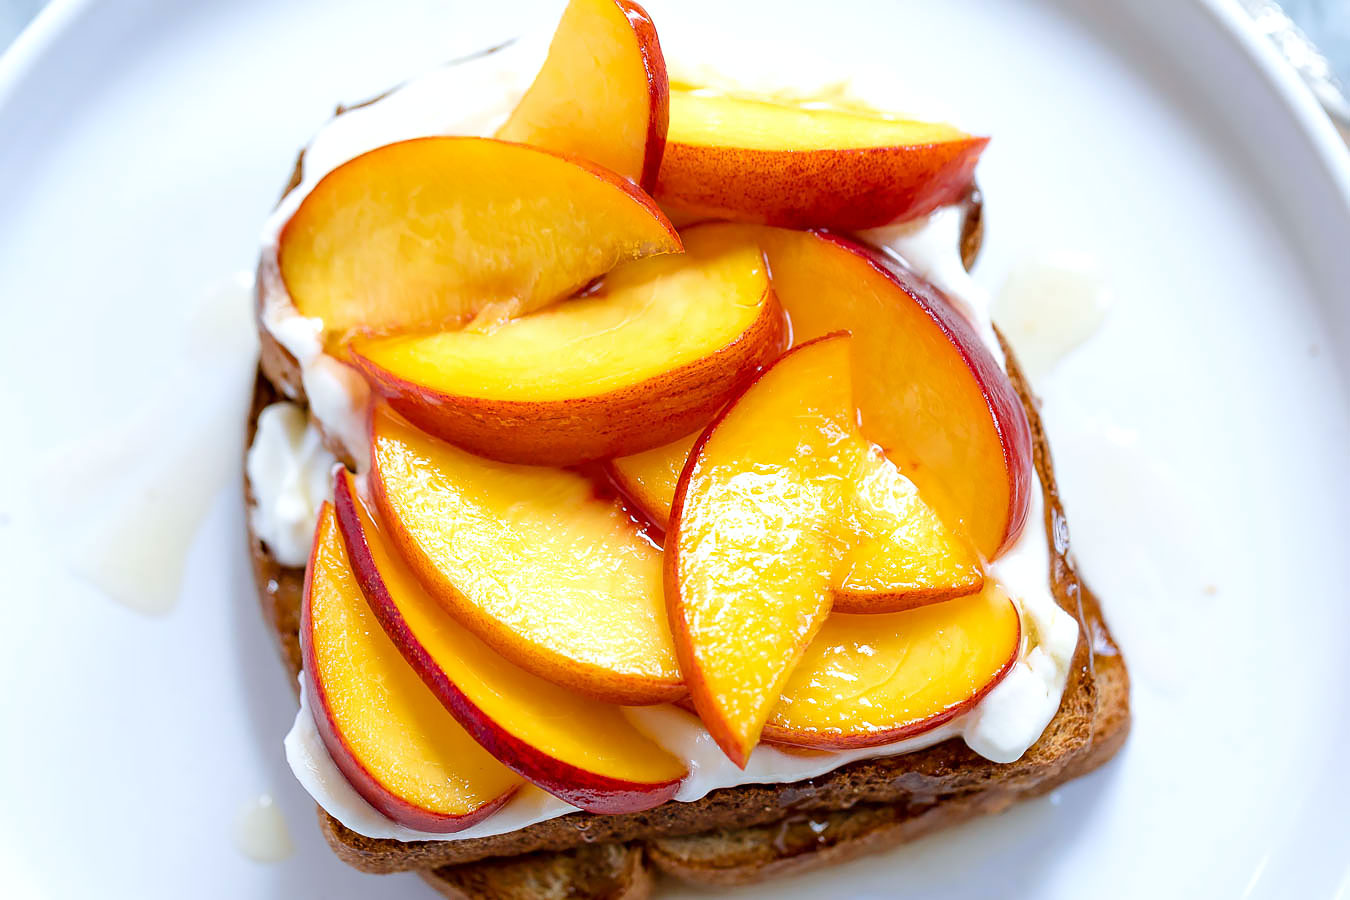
[250,36,1079,843]
[246,402,337,568]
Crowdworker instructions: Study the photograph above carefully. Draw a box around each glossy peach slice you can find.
[668,337,853,766]
[763,584,1021,749]
[690,222,1032,558]
[369,406,683,705]
[614,430,983,611]
[612,437,986,612]
[607,432,695,529]
[496,0,668,188]
[832,441,984,612]
[350,229,782,465]
[666,334,980,766]
[333,470,685,813]
[656,91,987,229]
[301,503,522,831]
[278,136,680,338]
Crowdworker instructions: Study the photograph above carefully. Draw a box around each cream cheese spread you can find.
[246,402,337,568]
[249,32,1080,843]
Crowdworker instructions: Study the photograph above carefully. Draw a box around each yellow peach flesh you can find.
[350,238,773,402]
[339,473,686,800]
[668,334,980,765]
[656,92,987,229]
[765,584,1021,747]
[370,408,682,705]
[496,0,668,187]
[349,231,782,466]
[608,433,696,529]
[689,223,1031,558]
[832,444,984,610]
[304,505,521,825]
[278,136,680,338]
[668,92,965,151]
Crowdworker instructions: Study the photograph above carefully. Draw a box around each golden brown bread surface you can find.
[422,843,651,900]
[244,328,1130,888]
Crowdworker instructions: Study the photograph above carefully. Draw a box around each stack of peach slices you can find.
[281,0,1032,830]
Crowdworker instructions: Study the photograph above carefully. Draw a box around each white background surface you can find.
[4,1,1350,81]
[0,0,43,47]
[1,1,1348,898]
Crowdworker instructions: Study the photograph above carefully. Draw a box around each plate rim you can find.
[2,0,1350,214]
[1194,0,1350,205]
[0,0,1347,896]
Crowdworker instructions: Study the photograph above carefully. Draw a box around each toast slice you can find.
[244,325,1129,892]
[422,843,651,899]
[249,105,1125,890]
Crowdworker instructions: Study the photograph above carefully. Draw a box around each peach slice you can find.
[496,0,668,188]
[666,334,981,766]
[656,91,987,229]
[278,136,681,338]
[350,229,783,466]
[690,222,1032,559]
[763,584,1021,749]
[831,442,984,612]
[333,470,686,814]
[607,432,695,530]
[611,431,984,613]
[301,503,522,832]
[369,406,683,705]
[667,336,855,767]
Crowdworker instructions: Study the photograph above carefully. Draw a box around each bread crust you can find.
[422,843,652,900]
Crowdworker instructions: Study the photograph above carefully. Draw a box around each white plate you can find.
[1,0,1348,897]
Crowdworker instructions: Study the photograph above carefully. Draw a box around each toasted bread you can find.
[423,843,651,899]
[244,324,1129,893]
[247,111,1126,891]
